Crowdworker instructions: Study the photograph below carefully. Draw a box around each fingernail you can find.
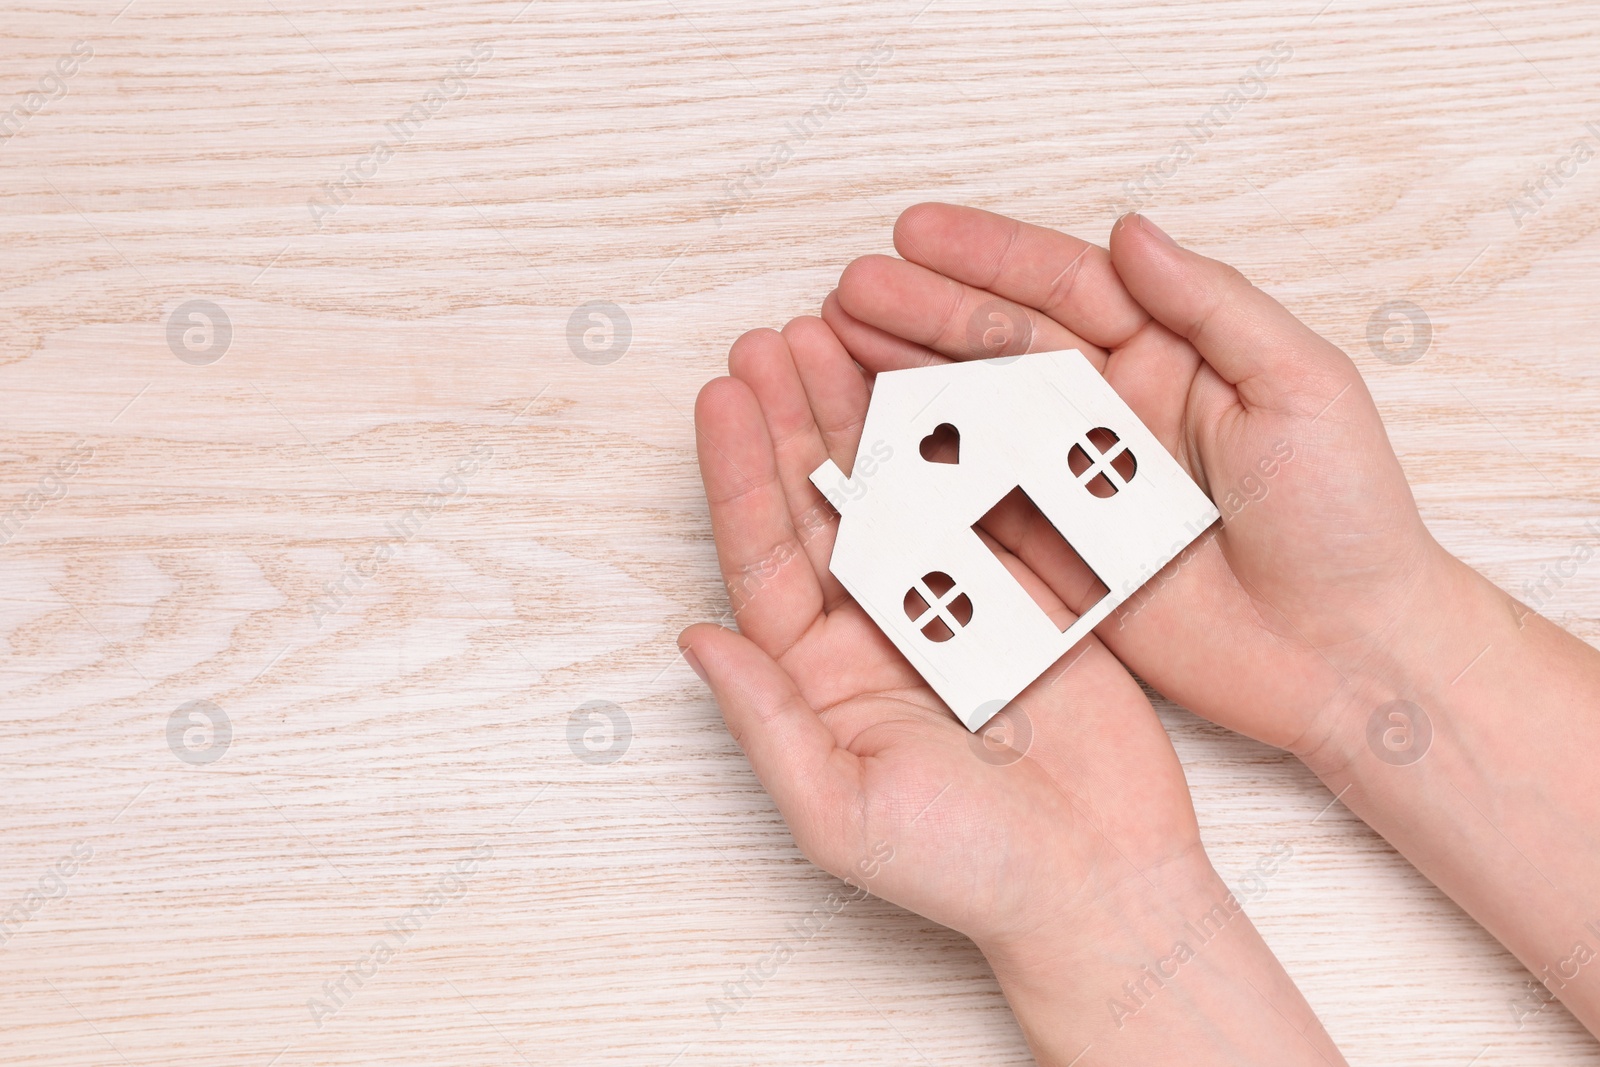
[680,645,709,685]
[1136,214,1178,247]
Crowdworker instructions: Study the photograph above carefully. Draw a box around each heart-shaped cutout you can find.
[919,423,960,464]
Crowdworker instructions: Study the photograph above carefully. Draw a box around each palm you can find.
[823,205,1438,753]
[683,317,1202,951]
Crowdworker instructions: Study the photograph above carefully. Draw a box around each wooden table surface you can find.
[3,1,1599,1063]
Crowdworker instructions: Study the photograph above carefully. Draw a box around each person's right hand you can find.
[822,204,1600,1046]
[823,204,1476,766]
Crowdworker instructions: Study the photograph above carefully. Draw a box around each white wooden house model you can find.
[810,349,1219,732]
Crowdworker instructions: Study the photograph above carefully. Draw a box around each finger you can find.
[1108,213,1356,411]
[892,202,1151,350]
[1098,319,1216,449]
[1096,319,1236,490]
[836,254,1104,369]
[784,315,871,471]
[974,489,1107,619]
[695,376,825,657]
[679,623,857,862]
[820,289,946,373]
[970,525,1080,630]
[725,327,849,610]
[830,245,1214,501]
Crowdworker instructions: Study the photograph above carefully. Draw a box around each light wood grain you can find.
[2,1,1598,1063]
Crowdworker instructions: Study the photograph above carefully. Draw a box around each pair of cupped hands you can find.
[677,205,1445,1012]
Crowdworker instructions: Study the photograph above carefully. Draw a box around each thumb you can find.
[1109,212,1355,410]
[678,623,856,849]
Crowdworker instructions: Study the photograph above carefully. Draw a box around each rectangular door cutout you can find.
[972,487,1109,633]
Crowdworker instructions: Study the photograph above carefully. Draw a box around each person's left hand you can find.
[678,315,1209,959]
[680,316,1350,1067]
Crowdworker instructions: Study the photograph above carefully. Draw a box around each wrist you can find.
[978,849,1342,1066]
[978,842,1219,985]
[1287,543,1600,1036]
[1293,543,1503,779]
